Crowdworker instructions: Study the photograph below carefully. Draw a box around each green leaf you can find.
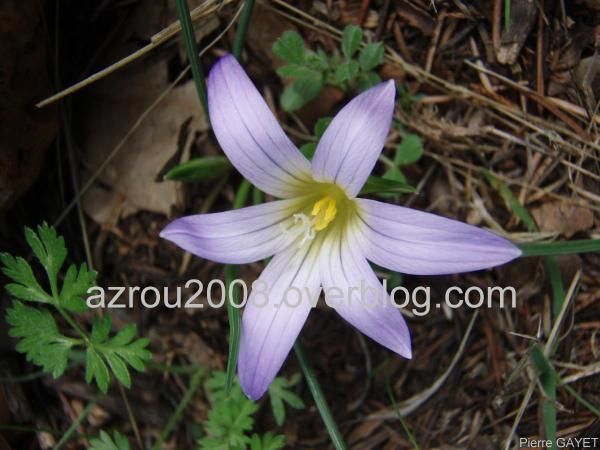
[360,176,415,195]
[225,265,241,395]
[483,170,537,232]
[200,372,258,450]
[530,345,557,446]
[205,370,229,404]
[86,347,110,393]
[2,224,95,312]
[99,328,151,373]
[111,323,138,347]
[25,223,67,287]
[305,49,329,71]
[280,75,323,112]
[91,316,112,344]
[300,143,317,159]
[518,240,600,257]
[356,71,381,92]
[342,25,362,59]
[164,157,231,182]
[6,301,76,378]
[272,31,305,64]
[314,117,332,138]
[395,134,423,166]
[359,42,384,71]
[89,430,131,450]
[0,253,51,303]
[200,371,266,450]
[483,171,565,316]
[175,0,208,112]
[105,352,132,388]
[249,432,286,450]
[87,317,151,392]
[383,167,407,184]
[276,64,319,80]
[294,342,346,450]
[334,60,360,83]
[268,374,305,426]
[60,263,96,313]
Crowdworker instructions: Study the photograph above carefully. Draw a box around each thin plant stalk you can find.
[233,0,256,58]
[175,0,208,114]
[224,180,251,393]
[294,342,347,450]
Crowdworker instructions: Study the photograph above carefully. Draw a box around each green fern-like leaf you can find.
[199,371,260,450]
[268,374,305,426]
[25,223,67,286]
[60,263,97,312]
[249,432,285,450]
[86,316,151,392]
[89,430,131,450]
[6,301,78,378]
[0,253,51,303]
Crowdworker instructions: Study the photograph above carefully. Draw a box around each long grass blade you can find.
[175,0,208,114]
[53,397,98,450]
[485,173,564,445]
[152,368,206,450]
[519,240,600,257]
[233,0,256,58]
[225,264,241,393]
[224,180,252,393]
[531,345,557,447]
[294,342,347,450]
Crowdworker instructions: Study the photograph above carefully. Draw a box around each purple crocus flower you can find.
[161,54,521,400]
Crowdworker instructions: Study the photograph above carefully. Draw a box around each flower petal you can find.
[239,243,321,400]
[159,199,302,264]
[355,199,521,275]
[311,80,395,197]
[320,231,412,358]
[208,55,312,198]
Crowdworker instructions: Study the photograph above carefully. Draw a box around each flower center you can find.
[311,195,337,231]
[282,195,340,247]
[281,182,356,248]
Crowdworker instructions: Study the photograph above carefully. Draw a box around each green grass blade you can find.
[294,342,347,450]
[384,361,421,450]
[224,180,252,393]
[485,173,564,444]
[531,345,557,448]
[482,170,536,231]
[175,0,208,114]
[544,258,565,317]
[152,368,205,450]
[163,156,231,182]
[53,397,98,450]
[504,0,511,31]
[252,186,264,205]
[531,346,600,418]
[519,240,600,257]
[562,384,600,417]
[233,0,256,58]
[225,264,241,394]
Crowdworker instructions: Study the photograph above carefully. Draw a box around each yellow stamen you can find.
[311,196,337,231]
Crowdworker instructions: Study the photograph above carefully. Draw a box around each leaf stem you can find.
[53,397,98,450]
[518,239,600,257]
[232,0,256,58]
[152,368,206,450]
[225,265,241,394]
[56,306,90,344]
[294,341,347,450]
[224,180,252,393]
[175,0,208,114]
